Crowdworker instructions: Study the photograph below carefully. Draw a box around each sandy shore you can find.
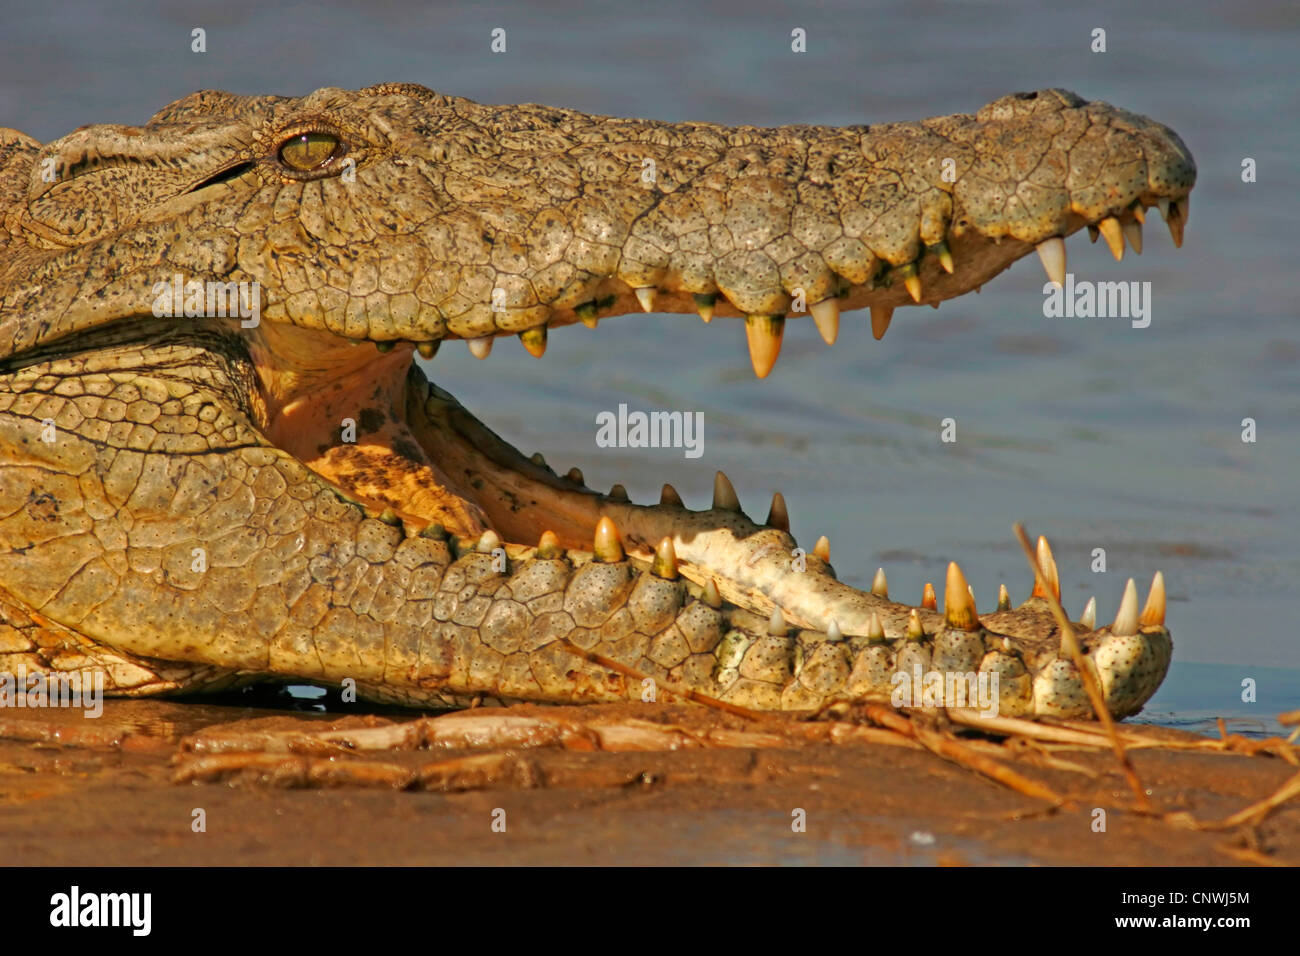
[0,696,1295,866]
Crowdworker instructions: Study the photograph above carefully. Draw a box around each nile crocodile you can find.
[0,84,1191,719]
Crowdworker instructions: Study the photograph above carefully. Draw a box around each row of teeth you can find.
[360,196,1187,379]
[429,467,1168,641]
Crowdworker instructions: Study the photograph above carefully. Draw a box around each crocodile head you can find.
[0,84,1192,717]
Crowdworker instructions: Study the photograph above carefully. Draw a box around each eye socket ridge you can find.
[274,122,348,178]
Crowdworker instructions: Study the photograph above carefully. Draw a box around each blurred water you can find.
[2,0,1296,727]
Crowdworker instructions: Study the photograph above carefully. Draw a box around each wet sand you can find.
[1,696,1294,866]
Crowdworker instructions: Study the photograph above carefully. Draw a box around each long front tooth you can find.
[519,326,547,358]
[1122,220,1143,255]
[813,536,831,563]
[870,305,894,340]
[1080,596,1097,630]
[593,516,624,562]
[712,470,741,511]
[944,561,981,631]
[871,567,889,598]
[635,287,657,312]
[921,582,937,610]
[693,292,716,323]
[1031,535,1060,601]
[1036,237,1067,287]
[1139,571,1166,627]
[809,298,840,345]
[1098,216,1125,260]
[467,335,494,359]
[1112,578,1139,636]
[745,314,785,378]
[765,491,790,532]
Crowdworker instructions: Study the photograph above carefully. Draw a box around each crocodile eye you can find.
[278,132,340,171]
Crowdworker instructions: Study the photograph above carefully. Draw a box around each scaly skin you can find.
[0,85,1191,718]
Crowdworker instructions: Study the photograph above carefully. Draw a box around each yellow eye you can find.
[278,132,340,171]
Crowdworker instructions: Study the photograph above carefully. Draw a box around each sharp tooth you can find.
[1031,535,1060,601]
[607,483,629,501]
[944,561,980,631]
[536,529,562,559]
[870,305,894,340]
[519,326,547,358]
[467,335,494,359]
[1035,236,1067,287]
[809,298,840,345]
[1112,578,1139,635]
[693,292,716,323]
[712,470,741,511]
[870,567,889,599]
[1130,202,1146,224]
[897,262,922,303]
[813,535,831,563]
[906,608,925,639]
[1080,596,1097,630]
[1157,198,1171,220]
[416,340,440,359]
[652,536,679,580]
[1166,198,1186,247]
[921,582,937,610]
[660,483,683,507]
[1098,216,1125,260]
[475,529,502,554]
[997,583,1011,611]
[765,491,790,532]
[566,466,585,485]
[1122,219,1143,255]
[744,314,785,378]
[868,612,885,641]
[703,578,723,608]
[768,607,787,636]
[826,618,843,642]
[635,287,657,312]
[593,516,624,562]
[932,240,955,274]
[575,301,599,328]
[1087,224,1100,243]
[1139,571,1166,627]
